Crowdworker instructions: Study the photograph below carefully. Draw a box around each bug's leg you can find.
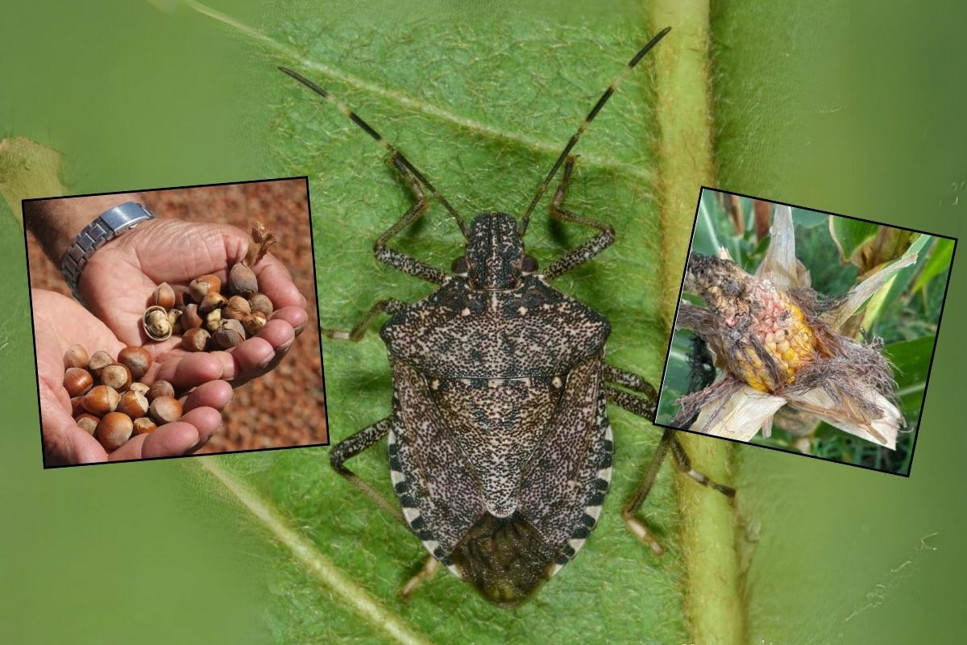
[603,365,735,553]
[371,154,449,285]
[330,417,407,527]
[323,298,407,341]
[400,555,441,601]
[542,156,617,281]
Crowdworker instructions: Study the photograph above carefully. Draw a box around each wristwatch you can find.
[60,202,156,301]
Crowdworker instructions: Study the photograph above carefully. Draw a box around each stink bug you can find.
[281,26,734,607]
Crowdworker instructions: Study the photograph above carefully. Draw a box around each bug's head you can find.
[455,212,538,290]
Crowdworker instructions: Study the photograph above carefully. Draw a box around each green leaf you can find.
[828,216,880,264]
[251,3,738,643]
[911,237,955,295]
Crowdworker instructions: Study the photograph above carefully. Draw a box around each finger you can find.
[40,393,109,466]
[182,380,234,412]
[227,336,275,382]
[111,422,200,460]
[153,352,224,390]
[178,406,224,448]
[254,256,307,309]
[270,305,309,336]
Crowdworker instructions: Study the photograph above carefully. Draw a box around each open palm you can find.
[79,218,308,386]
[35,289,233,465]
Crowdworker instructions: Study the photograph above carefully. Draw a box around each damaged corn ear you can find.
[685,254,819,393]
[745,282,818,390]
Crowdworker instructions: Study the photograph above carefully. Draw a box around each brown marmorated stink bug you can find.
[281,27,734,608]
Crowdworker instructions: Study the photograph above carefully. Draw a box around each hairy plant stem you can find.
[650,1,745,643]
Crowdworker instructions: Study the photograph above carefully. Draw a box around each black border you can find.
[652,186,958,478]
[23,175,331,470]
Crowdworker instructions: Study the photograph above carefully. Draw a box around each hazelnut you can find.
[75,413,100,436]
[228,263,258,298]
[182,327,210,352]
[143,306,173,341]
[172,284,191,308]
[151,282,176,309]
[168,308,184,335]
[214,318,246,349]
[63,344,90,369]
[222,305,248,321]
[132,417,157,435]
[242,311,268,337]
[88,350,113,376]
[149,396,182,424]
[100,363,132,391]
[147,380,175,401]
[181,304,203,330]
[82,385,120,416]
[198,292,227,314]
[227,296,251,314]
[117,346,151,381]
[64,367,94,397]
[189,274,222,303]
[248,293,273,316]
[70,397,86,417]
[129,382,150,396]
[117,390,149,419]
[204,307,222,332]
[95,412,134,451]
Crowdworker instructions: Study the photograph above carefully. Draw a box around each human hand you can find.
[34,289,233,465]
[79,218,309,387]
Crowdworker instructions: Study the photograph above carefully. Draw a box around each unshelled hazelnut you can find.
[181,304,203,330]
[132,417,157,435]
[117,346,151,381]
[214,318,246,349]
[88,350,113,376]
[182,327,210,352]
[228,263,258,298]
[82,385,120,416]
[172,284,191,308]
[148,396,182,424]
[70,396,86,418]
[117,390,149,419]
[147,380,175,401]
[151,282,176,309]
[63,344,90,369]
[64,367,94,398]
[100,363,132,391]
[248,293,273,316]
[95,412,134,451]
[227,296,250,314]
[75,413,100,435]
[189,274,222,303]
[129,382,150,396]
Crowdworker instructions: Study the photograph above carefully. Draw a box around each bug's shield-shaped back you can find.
[383,278,615,606]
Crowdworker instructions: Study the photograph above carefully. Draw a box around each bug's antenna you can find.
[279,66,469,239]
[518,27,671,237]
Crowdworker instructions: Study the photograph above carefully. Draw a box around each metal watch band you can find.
[60,202,156,301]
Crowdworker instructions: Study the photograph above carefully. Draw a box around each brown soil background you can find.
[26,178,327,454]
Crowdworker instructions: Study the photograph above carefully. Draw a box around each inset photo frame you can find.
[24,177,326,467]
[655,188,956,476]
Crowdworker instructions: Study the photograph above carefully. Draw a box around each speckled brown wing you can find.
[383,278,613,606]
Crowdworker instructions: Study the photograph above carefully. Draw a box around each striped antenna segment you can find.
[518,26,671,237]
[279,66,469,238]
